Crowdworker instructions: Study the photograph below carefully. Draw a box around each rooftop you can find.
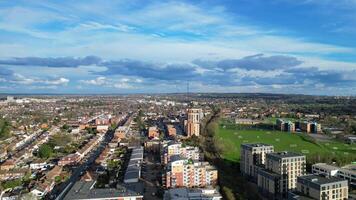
[267,151,304,159]
[164,187,222,200]
[298,174,347,186]
[241,143,273,149]
[313,163,339,171]
[63,181,144,200]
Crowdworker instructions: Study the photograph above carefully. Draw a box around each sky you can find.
[0,0,356,95]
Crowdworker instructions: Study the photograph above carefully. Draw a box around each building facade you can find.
[289,174,348,200]
[240,143,274,179]
[185,108,202,137]
[164,159,218,189]
[258,151,306,199]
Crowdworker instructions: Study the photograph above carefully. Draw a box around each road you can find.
[48,114,131,200]
[142,149,162,200]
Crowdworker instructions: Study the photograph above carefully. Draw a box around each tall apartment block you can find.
[257,151,306,199]
[276,119,295,132]
[185,108,202,137]
[164,158,218,189]
[240,143,274,179]
[289,174,348,200]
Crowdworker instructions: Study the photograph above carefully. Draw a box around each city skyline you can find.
[0,0,356,95]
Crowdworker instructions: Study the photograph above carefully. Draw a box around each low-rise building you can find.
[63,181,144,200]
[0,159,16,171]
[124,146,143,184]
[164,187,222,200]
[235,118,262,125]
[58,153,81,166]
[30,159,47,170]
[312,163,356,187]
[289,174,348,200]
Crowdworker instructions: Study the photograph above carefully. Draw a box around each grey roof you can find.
[63,181,143,200]
[164,187,222,200]
[297,174,348,189]
[123,146,143,183]
[241,143,273,149]
[267,151,305,160]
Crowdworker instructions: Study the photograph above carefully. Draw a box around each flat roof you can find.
[63,181,143,200]
[241,143,273,148]
[267,151,304,159]
[298,174,347,187]
[312,163,339,171]
[164,187,222,200]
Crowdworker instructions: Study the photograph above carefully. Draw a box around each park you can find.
[216,120,356,165]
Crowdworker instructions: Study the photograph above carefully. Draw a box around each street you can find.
[48,115,131,200]
[141,150,162,200]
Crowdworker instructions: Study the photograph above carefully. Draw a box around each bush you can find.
[38,144,54,159]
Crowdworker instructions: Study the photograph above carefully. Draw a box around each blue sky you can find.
[0,0,355,95]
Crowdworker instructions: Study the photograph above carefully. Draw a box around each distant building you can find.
[166,124,177,137]
[235,118,262,125]
[300,121,321,133]
[240,143,274,180]
[276,119,295,132]
[257,151,306,199]
[185,108,202,137]
[289,174,348,200]
[58,153,81,166]
[164,187,222,200]
[148,126,159,138]
[0,159,15,171]
[115,126,128,139]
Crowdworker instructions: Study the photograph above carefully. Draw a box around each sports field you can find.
[216,121,356,162]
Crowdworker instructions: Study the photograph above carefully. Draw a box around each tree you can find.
[38,144,54,159]
[0,118,11,139]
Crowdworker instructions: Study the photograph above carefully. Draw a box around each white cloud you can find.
[9,73,69,85]
[80,76,107,85]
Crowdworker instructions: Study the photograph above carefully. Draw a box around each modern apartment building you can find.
[164,158,218,189]
[240,143,274,179]
[289,174,348,200]
[185,108,202,137]
[299,121,321,133]
[276,119,295,132]
[258,151,306,199]
[162,142,200,164]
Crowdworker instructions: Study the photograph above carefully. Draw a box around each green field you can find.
[216,121,356,163]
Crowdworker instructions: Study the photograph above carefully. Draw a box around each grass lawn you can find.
[216,121,356,163]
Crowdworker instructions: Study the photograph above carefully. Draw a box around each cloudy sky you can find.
[0,0,356,95]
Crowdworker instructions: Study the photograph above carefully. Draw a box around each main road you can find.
[48,114,131,200]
